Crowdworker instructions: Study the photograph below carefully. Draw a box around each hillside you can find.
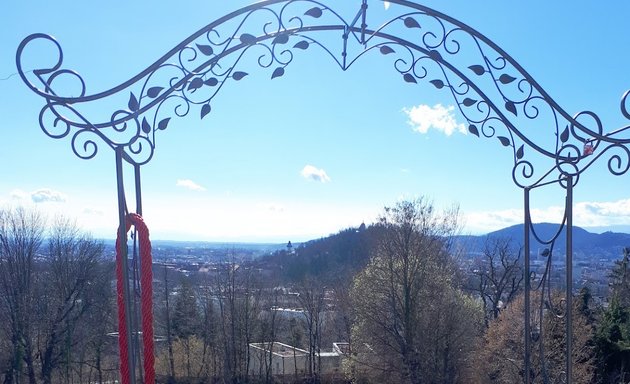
[260,224,377,283]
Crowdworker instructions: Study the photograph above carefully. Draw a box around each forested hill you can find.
[259,224,377,283]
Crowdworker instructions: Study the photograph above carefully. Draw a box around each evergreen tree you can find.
[172,277,200,339]
[595,247,630,383]
[610,247,630,305]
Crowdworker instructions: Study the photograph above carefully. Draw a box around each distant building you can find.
[248,342,308,377]
[248,342,348,379]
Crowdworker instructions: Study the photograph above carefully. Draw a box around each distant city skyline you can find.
[2,1,630,242]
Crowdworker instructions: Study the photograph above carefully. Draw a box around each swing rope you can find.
[115,213,155,384]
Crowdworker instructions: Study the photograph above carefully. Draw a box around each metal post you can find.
[133,162,144,383]
[566,176,573,384]
[116,148,137,384]
[135,164,143,216]
[524,187,531,384]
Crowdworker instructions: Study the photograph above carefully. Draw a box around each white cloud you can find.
[403,103,466,136]
[574,199,630,227]
[176,179,206,191]
[464,198,630,234]
[31,189,66,203]
[301,165,331,183]
[384,1,391,10]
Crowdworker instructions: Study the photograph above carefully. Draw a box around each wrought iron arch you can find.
[16,1,630,383]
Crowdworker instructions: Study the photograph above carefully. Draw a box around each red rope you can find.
[116,213,155,384]
[115,230,130,384]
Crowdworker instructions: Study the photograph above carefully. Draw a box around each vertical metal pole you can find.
[116,148,137,384]
[524,187,531,384]
[133,163,143,383]
[566,176,573,384]
[360,0,368,45]
[135,164,143,216]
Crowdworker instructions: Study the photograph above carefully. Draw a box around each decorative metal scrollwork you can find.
[15,2,630,384]
[17,0,630,185]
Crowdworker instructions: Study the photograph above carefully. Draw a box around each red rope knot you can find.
[115,213,155,384]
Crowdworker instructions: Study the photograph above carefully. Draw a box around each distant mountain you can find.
[455,223,630,259]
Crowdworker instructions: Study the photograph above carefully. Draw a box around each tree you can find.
[253,286,282,383]
[609,247,630,306]
[594,247,630,383]
[156,264,177,383]
[296,279,326,382]
[171,277,200,379]
[214,255,260,383]
[476,291,595,384]
[196,276,221,381]
[596,296,630,383]
[0,208,44,384]
[36,217,106,384]
[0,209,108,384]
[473,236,524,326]
[172,277,200,340]
[71,260,116,384]
[348,198,480,384]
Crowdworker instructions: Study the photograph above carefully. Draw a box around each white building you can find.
[248,342,349,379]
[249,342,309,377]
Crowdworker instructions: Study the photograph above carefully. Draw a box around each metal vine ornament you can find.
[15,0,630,383]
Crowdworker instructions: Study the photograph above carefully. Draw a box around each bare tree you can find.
[215,254,259,383]
[296,279,326,382]
[474,237,524,326]
[0,208,44,384]
[160,265,177,382]
[73,260,116,384]
[255,286,282,383]
[196,276,221,381]
[35,217,105,384]
[0,210,107,384]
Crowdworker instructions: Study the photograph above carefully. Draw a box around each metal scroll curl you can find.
[16,1,630,179]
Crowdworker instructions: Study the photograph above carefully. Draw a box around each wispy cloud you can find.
[176,179,206,192]
[301,165,331,183]
[464,198,630,234]
[403,104,466,136]
[10,189,28,201]
[259,203,285,213]
[384,1,391,10]
[83,207,104,217]
[30,189,67,203]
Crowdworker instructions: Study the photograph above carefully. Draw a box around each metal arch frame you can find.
[15,1,630,383]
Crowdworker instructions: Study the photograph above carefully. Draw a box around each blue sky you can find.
[2,1,630,242]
